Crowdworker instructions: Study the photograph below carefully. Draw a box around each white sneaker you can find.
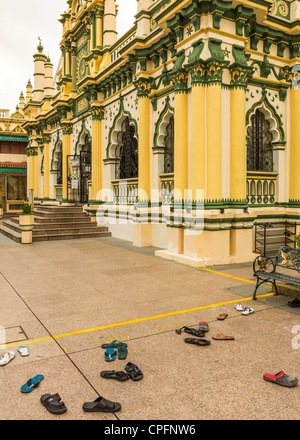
[242,307,254,315]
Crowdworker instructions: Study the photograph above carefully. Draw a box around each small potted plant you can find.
[295,233,300,249]
[19,203,34,244]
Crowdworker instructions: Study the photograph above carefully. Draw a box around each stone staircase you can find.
[0,205,111,243]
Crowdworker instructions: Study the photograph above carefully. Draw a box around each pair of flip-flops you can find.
[0,346,30,366]
[41,393,122,415]
[235,304,254,315]
[101,341,128,361]
[101,362,143,382]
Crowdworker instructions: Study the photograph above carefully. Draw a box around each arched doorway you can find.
[68,134,92,203]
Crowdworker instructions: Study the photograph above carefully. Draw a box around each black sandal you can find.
[100,370,130,382]
[288,298,300,308]
[184,338,211,346]
[40,393,67,415]
[125,362,143,381]
[82,396,121,413]
[176,326,205,337]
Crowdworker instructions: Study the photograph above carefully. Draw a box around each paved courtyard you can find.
[0,234,299,421]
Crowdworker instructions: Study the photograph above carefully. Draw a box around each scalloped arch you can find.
[106,97,138,159]
[246,93,285,143]
[153,96,174,150]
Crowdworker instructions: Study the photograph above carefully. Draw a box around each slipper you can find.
[241,307,254,315]
[217,313,228,320]
[175,326,205,337]
[263,371,298,387]
[101,340,128,349]
[100,370,130,382]
[198,321,209,332]
[125,362,143,381]
[83,396,121,413]
[21,375,44,393]
[17,346,30,357]
[117,345,128,360]
[288,298,300,308]
[234,304,244,311]
[105,347,117,362]
[184,338,211,346]
[0,351,15,366]
[40,393,67,415]
[212,334,235,340]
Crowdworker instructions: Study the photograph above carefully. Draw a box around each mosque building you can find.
[20,0,300,266]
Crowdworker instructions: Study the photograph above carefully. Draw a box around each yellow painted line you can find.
[199,267,257,285]
[0,292,273,350]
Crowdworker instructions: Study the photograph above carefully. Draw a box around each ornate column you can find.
[206,39,229,201]
[186,40,206,202]
[290,66,300,203]
[135,78,151,201]
[43,134,51,201]
[71,42,77,94]
[170,64,189,202]
[91,105,104,201]
[95,5,104,48]
[62,123,72,203]
[229,46,253,203]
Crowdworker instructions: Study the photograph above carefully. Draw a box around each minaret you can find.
[103,0,118,47]
[26,80,33,103]
[19,92,25,110]
[32,40,47,102]
[44,56,54,97]
[136,0,154,37]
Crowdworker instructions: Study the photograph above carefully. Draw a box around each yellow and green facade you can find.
[22,0,300,266]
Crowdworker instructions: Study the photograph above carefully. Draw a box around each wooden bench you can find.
[253,245,300,300]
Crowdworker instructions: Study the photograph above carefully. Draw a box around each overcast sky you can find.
[0,0,137,112]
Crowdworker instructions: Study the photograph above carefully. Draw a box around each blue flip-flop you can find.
[21,375,44,393]
[105,347,117,362]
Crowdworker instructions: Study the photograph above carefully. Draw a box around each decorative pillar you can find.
[91,106,104,201]
[62,123,72,202]
[229,48,253,203]
[103,0,117,47]
[71,42,77,94]
[186,40,206,202]
[171,69,189,201]
[43,134,51,201]
[95,5,104,48]
[135,78,151,201]
[206,63,223,201]
[290,67,300,202]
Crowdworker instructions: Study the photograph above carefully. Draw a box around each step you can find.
[34,206,84,214]
[33,226,109,236]
[32,221,99,230]
[33,210,88,219]
[33,215,92,224]
[2,220,21,234]
[33,231,111,242]
[0,225,21,243]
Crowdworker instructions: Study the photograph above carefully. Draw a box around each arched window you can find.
[164,116,174,174]
[115,117,138,179]
[247,109,273,172]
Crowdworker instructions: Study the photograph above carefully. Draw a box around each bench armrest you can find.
[253,256,275,275]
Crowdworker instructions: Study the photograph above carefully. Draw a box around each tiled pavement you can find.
[0,234,299,421]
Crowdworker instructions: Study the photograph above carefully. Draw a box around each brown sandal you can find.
[212,334,234,340]
[217,313,228,321]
